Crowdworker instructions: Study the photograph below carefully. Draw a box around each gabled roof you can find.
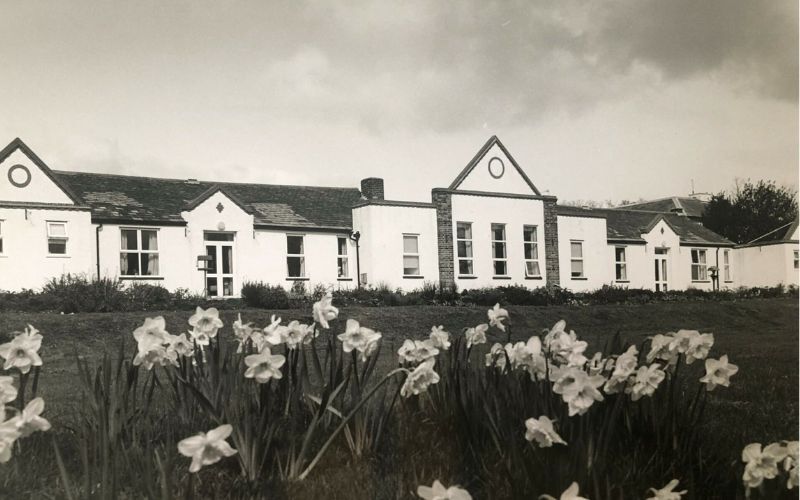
[0,138,83,204]
[617,196,707,218]
[557,205,734,246]
[52,170,363,229]
[739,219,799,247]
[448,136,542,195]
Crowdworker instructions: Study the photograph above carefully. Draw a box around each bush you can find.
[125,283,173,311]
[241,281,291,309]
[41,274,127,313]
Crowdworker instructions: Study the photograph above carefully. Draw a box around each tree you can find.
[703,180,798,244]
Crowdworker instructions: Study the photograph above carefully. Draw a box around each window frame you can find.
[614,246,628,282]
[570,240,585,278]
[723,249,731,282]
[119,227,162,277]
[522,225,541,278]
[46,221,68,256]
[794,250,798,270]
[690,248,708,281]
[337,236,349,279]
[0,219,4,255]
[402,233,421,277]
[286,233,306,278]
[456,222,474,277]
[491,223,508,277]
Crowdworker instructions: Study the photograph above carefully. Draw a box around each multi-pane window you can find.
[456,222,473,276]
[691,249,708,281]
[491,224,507,276]
[120,229,160,276]
[570,241,584,278]
[615,247,627,281]
[46,221,68,255]
[337,237,349,278]
[287,235,306,278]
[523,225,540,277]
[403,234,421,276]
[723,249,731,281]
[0,220,3,254]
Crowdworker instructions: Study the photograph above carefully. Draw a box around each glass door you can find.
[204,233,235,298]
[654,248,668,291]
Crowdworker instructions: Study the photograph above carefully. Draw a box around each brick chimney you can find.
[361,177,384,201]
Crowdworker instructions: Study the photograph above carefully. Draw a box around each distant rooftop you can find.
[615,196,708,219]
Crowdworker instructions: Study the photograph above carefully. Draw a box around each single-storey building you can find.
[0,136,794,296]
[733,220,799,288]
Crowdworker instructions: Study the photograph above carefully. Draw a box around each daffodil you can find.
[604,345,638,394]
[188,306,224,339]
[784,441,798,489]
[547,330,588,367]
[699,355,738,391]
[168,333,195,357]
[506,337,547,380]
[177,424,238,473]
[524,415,567,448]
[668,330,695,355]
[742,442,788,489]
[133,344,178,370]
[646,479,687,499]
[132,316,169,350]
[312,293,339,329]
[398,339,439,364]
[285,320,312,349]
[338,319,382,354]
[646,333,678,365]
[626,364,666,401]
[487,303,509,331]
[485,343,508,371]
[244,348,286,383]
[417,479,472,500]
[465,324,489,348]
[684,332,714,364]
[0,376,17,405]
[401,358,440,397]
[0,418,20,463]
[6,397,51,437]
[0,327,44,374]
[552,367,605,416]
[543,320,567,349]
[232,313,255,352]
[429,325,451,351]
[540,481,588,500]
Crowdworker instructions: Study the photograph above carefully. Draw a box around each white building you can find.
[1,136,795,296]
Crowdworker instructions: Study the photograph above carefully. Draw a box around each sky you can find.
[1,0,797,204]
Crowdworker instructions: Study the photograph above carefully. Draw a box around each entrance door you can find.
[654,248,668,291]
[204,232,235,298]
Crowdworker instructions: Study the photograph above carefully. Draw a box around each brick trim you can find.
[543,199,560,288]
[432,190,454,288]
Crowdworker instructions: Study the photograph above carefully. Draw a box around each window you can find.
[46,221,68,255]
[691,249,708,281]
[570,241,584,278]
[491,224,507,276]
[120,229,160,276]
[456,222,473,276]
[523,225,541,277]
[615,247,627,281]
[794,250,798,270]
[0,220,3,254]
[286,235,306,278]
[722,250,730,280]
[403,234,421,276]
[337,237,349,278]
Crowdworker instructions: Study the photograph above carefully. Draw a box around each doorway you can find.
[204,232,235,298]
[654,248,668,292]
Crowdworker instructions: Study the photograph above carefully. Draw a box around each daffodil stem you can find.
[297,368,407,481]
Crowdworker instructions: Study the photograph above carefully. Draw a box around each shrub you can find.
[125,282,173,311]
[41,274,127,313]
[241,281,291,309]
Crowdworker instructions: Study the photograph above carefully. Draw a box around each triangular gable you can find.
[448,136,542,196]
[640,214,679,236]
[184,184,254,215]
[0,138,82,205]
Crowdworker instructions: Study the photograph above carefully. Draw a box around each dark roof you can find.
[52,170,363,229]
[739,219,799,247]
[557,206,733,246]
[448,136,542,195]
[617,197,707,218]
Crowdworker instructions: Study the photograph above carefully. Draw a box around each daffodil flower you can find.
[524,415,567,448]
[244,348,286,383]
[284,321,312,349]
[684,332,714,364]
[429,325,451,351]
[188,306,224,339]
[417,479,472,500]
[0,418,21,464]
[783,441,798,489]
[487,303,509,331]
[626,364,666,401]
[401,358,440,398]
[485,343,508,371]
[742,442,788,489]
[699,355,738,391]
[0,376,17,405]
[552,367,605,416]
[540,481,588,500]
[133,345,178,370]
[177,424,238,473]
[338,319,382,354]
[6,397,51,437]
[547,330,588,367]
[646,333,678,365]
[312,293,339,329]
[0,327,44,374]
[506,337,547,380]
[168,333,195,357]
[232,313,255,352]
[132,316,169,351]
[398,339,439,364]
[464,324,489,348]
[646,479,687,499]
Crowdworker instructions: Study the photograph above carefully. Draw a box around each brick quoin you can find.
[432,189,455,289]
[543,199,560,288]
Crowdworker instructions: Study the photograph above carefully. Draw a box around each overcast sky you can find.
[1,0,797,203]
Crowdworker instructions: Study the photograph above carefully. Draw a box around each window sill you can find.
[337,278,353,282]
[691,280,710,283]
[120,276,165,281]
[286,277,310,281]
[524,276,543,280]
[723,280,734,283]
[403,275,425,279]
[458,275,478,280]
[46,255,71,259]
[571,277,588,281]
[493,276,512,280]
[615,280,630,283]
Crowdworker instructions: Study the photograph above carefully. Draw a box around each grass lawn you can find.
[1,297,797,496]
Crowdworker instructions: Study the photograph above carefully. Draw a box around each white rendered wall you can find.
[456,143,538,195]
[352,204,438,290]
[0,207,94,291]
[451,194,547,289]
[557,215,612,292]
[0,149,74,204]
[734,244,799,287]
[606,243,649,289]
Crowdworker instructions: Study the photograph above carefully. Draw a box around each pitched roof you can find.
[556,206,733,246]
[740,219,799,247]
[448,136,542,195]
[0,138,83,204]
[617,196,707,218]
[52,170,363,229]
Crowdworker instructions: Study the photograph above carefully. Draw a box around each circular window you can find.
[8,164,32,188]
[488,157,505,179]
